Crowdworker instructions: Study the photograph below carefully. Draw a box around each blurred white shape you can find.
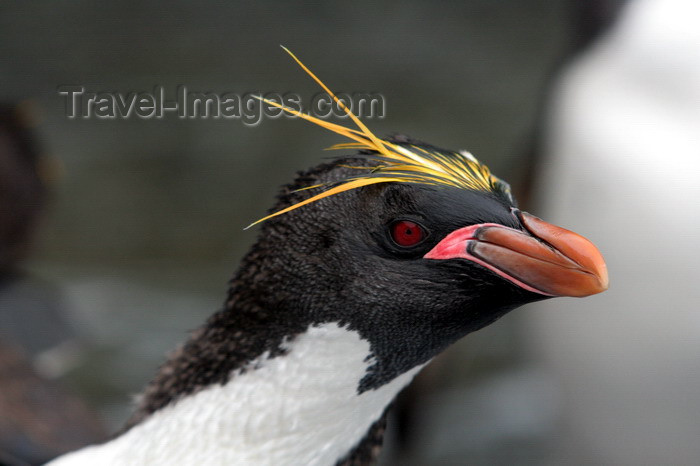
[527,0,700,464]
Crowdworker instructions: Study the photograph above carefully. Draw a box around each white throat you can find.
[49,323,424,466]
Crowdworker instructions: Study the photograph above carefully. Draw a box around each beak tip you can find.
[597,267,610,293]
[587,249,609,296]
[569,264,609,298]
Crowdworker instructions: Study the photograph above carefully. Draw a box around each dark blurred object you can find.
[569,0,629,53]
[0,105,72,354]
[0,103,105,465]
[0,102,46,278]
[0,342,104,465]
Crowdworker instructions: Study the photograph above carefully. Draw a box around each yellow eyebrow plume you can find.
[245,47,504,229]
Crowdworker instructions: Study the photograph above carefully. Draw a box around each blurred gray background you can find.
[4,1,699,465]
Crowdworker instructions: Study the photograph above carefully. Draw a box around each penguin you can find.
[528,0,700,463]
[48,50,607,466]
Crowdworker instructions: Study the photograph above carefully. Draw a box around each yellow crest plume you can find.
[246,46,508,229]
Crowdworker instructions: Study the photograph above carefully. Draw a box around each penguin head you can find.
[235,49,607,390]
[243,146,607,390]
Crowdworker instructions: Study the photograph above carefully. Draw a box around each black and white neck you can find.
[51,316,424,465]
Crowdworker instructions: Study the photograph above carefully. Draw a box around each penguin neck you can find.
[50,245,429,465]
[53,318,423,466]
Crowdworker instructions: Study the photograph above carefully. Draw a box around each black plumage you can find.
[126,148,546,435]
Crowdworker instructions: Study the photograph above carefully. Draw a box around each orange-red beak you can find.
[424,211,608,297]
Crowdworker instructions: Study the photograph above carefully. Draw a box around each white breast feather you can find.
[49,323,423,466]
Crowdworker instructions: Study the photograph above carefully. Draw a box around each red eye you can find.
[391,220,426,247]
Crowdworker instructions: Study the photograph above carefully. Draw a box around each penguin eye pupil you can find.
[391,220,426,247]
